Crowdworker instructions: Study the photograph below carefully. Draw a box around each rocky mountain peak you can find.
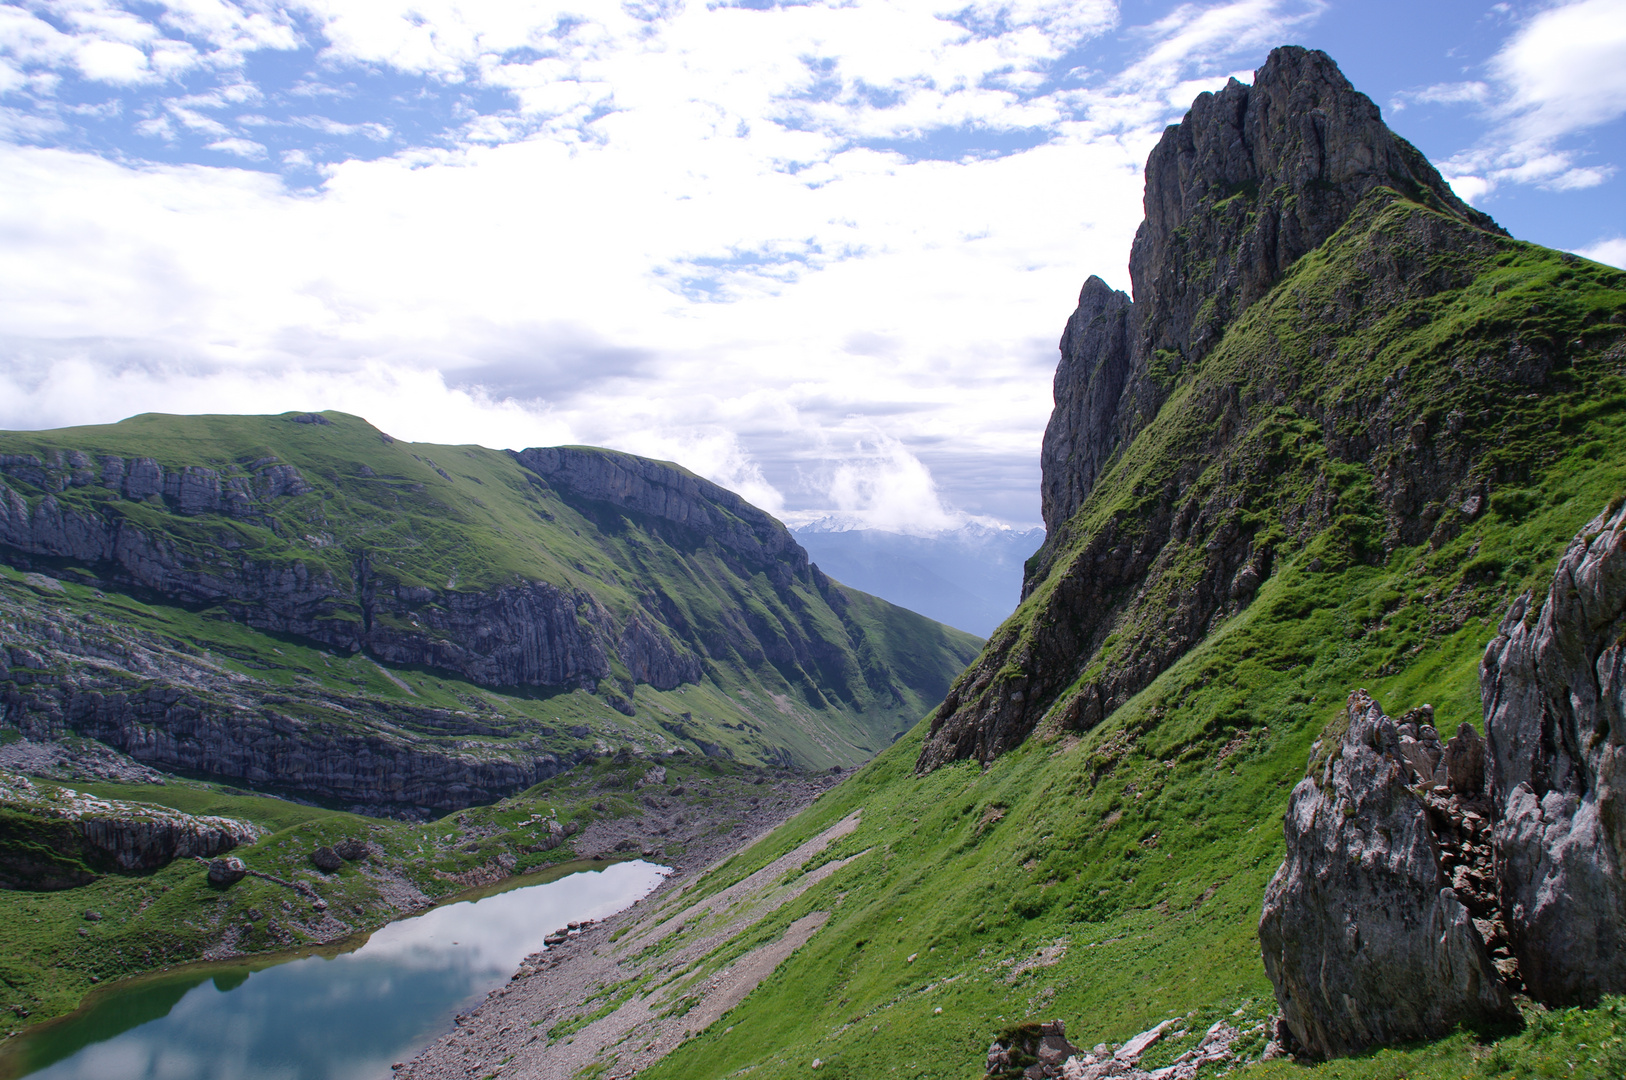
[1039,46,1501,540]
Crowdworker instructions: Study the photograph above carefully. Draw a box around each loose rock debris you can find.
[987,1016,1263,1080]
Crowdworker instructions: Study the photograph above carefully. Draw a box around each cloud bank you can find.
[1,0,1621,529]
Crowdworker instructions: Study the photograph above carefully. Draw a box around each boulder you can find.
[333,838,369,861]
[1259,690,1517,1058]
[311,846,344,873]
[1481,498,1626,1005]
[208,855,247,887]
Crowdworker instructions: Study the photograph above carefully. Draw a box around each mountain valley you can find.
[390,46,1626,1080]
[4,43,1626,1080]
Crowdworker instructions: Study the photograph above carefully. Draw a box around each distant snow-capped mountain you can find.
[786,516,1044,638]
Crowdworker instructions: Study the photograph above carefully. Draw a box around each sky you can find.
[1,0,1623,533]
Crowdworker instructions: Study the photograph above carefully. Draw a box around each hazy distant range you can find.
[788,519,1044,638]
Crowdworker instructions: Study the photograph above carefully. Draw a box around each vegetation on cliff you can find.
[0,412,981,807]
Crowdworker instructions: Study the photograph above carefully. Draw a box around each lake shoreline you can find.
[397,773,850,1078]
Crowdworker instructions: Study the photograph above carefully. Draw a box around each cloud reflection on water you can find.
[20,860,668,1080]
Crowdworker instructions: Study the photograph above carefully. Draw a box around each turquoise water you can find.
[2,859,667,1080]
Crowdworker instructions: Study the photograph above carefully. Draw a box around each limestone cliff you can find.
[0,414,982,795]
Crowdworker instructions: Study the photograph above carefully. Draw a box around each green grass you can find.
[0,753,788,1034]
[585,197,1626,1079]
[0,412,981,775]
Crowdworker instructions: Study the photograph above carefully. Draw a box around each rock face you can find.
[1481,499,1626,1005]
[3,656,580,815]
[917,47,1529,774]
[0,595,583,815]
[1259,690,1516,1058]
[0,437,818,696]
[514,446,808,580]
[0,452,636,692]
[1,772,262,890]
[1039,45,1498,538]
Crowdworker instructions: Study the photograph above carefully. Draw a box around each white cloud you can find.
[204,134,263,155]
[1430,0,1626,199]
[1,0,300,93]
[1390,80,1489,111]
[1577,236,1626,269]
[0,0,1333,526]
[1441,171,1491,205]
[817,434,967,535]
[1493,0,1626,142]
[1118,0,1323,92]
[76,38,151,83]
[0,57,27,94]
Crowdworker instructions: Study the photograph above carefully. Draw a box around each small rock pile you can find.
[1387,713,1514,980]
[985,1018,1242,1080]
[542,918,595,947]
[1414,727,1519,989]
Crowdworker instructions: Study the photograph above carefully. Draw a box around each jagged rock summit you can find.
[917,47,1515,774]
[1040,45,1498,539]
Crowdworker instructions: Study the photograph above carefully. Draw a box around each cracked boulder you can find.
[1259,690,1517,1058]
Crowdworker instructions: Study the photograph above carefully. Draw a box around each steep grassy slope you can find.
[0,413,980,799]
[548,206,1626,1079]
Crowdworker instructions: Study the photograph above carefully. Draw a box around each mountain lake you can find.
[0,859,670,1080]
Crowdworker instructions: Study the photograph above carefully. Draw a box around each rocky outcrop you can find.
[1259,690,1517,1058]
[1039,45,1498,537]
[1481,498,1626,1006]
[1259,499,1626,1056]
[0,450,308,516]
[1,772,262,889]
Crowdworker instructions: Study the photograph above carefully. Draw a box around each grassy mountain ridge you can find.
[921,188,1624,769]
[565,195,1626,1079]
[0,411,981,803]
